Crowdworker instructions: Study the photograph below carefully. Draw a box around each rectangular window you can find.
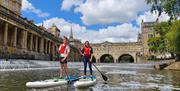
[3,0,8,7]
[18,5,21,13]
[148,34,154,38]
[12,1,17,12]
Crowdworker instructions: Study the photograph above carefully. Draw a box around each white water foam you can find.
[106,70,136,75]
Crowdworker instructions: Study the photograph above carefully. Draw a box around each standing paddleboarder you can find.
[59,36,70,78]
[80,41,93,76]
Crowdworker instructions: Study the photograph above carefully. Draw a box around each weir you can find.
[0,59,82,71]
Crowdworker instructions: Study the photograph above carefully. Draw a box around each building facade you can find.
[47,24,60,38]
[0,0,21,15]
[141,20,156,56]
[0,1,81,61]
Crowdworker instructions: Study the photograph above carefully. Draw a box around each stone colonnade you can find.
[0,21,58,60]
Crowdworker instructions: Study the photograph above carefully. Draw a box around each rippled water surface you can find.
[0,62,180,91]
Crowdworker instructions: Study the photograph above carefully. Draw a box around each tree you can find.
[148,20,180,61]
[148,37,167,54]
[146,0,180,20]
[166,20,180,60]
[148,22,170,55]
[104,56,111,63]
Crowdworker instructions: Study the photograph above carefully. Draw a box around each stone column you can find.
[45,40,48,54]
[46,40,49,54]
[40,38,44,53]
[43,40,46,53]
[35,36,38,52]
[23,30,27,49]
[115,59,118,63]
[52,43,55,61]
[3,23,8,46]
[21,30,27,49]
[48,42,51,54]
[97,59,100,63]
[30,34,33,51]
[13,27,17,47]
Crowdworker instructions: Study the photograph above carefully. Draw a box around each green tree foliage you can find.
[148,22,170,54]
[148,37,167,53]
[166,20,180,60]
[154,22,171,35]
[148,20,180,60]
[104,56,111,63]
[146,0,180,20]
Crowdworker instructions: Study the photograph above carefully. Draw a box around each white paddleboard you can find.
[26,76,78,88]
[74,76,96,88]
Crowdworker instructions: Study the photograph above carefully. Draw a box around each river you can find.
[0,62,179,91]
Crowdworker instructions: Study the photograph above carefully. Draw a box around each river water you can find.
[0,62,179,91]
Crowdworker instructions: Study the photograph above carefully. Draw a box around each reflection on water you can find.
[0,63,179,91]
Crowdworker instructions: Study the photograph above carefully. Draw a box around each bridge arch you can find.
[100,54,114,63]
[118,54,134,63]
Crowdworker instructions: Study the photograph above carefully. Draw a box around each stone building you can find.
[91,20,156,63]
[47,24,60,38]
[0,0,81,61]
[141,20,156,56]
[0,0,21,15]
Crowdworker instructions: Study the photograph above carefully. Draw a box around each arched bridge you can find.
[91,41,143,63]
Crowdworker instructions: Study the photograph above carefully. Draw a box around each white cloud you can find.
[80,23,139,43]
[39,17,139,43]
[22,0,50,18]
[61,0,84,11]
[74,0,150,25]
[137,11,170,25]
[38,17,86,39]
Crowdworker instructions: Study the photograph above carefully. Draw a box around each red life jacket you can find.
[59,44,66,54]
[84,46,91,57]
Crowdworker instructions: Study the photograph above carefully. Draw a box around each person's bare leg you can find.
[60,64,64,77]
[65,64,68,78]
[63,64,66,78]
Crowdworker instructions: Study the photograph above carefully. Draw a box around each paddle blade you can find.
[101,73,108,81]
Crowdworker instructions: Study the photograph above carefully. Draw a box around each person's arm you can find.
[78,46,84,56]
[62,45,70,61]
[90,47,93,62]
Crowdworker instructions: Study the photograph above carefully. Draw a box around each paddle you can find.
[92,63,108,81]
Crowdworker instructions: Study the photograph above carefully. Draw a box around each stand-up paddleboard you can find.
[74,76,96,88]
[26,76,79,88]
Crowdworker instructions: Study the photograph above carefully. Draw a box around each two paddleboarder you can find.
[58,39,107,81]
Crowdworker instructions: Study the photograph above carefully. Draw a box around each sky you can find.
[21,0,170,43]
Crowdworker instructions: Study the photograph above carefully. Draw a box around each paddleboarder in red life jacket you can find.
[59,36,70,78]
[80,41,93,76]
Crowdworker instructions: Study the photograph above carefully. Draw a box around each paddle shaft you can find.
[92,63,103,74]
[92,63,108,81]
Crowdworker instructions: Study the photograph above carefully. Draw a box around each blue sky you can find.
[22,0,169,43]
